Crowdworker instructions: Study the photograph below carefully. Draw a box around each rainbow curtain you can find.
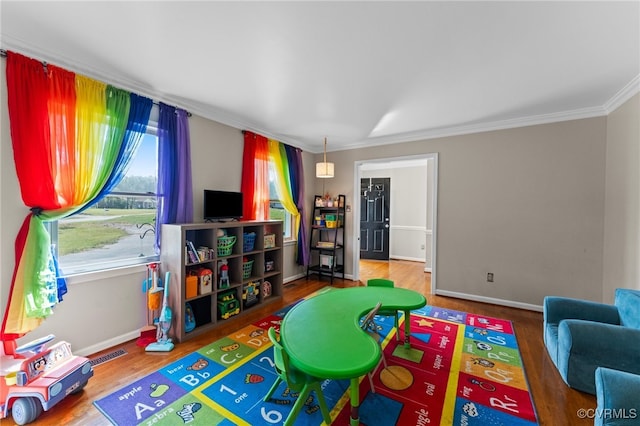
[154,103,193,251]
[2,51,152,338]
[242,131,308,264]
[268,139,301,239]
[241,131,270,220]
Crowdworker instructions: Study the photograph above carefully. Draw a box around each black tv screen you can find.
[204,190,243,221]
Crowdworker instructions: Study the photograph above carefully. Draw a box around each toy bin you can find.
[243,232,256,252]
[325,214,337,228]
[186,274,198,299]
[242,259,254,279]
[217,235,236,256]
[320,254,334,268]
[264,234,276,248]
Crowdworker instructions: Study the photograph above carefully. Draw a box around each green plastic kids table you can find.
[279,286,427,425]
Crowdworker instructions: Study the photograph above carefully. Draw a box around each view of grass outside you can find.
[58,207,156,256]
[60,204,282,258]
[269,206,285,222]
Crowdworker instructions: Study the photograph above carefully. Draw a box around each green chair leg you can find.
[311,381,332,424]
[265,327,332,424]
[263,376,283,402]
[284,385,312,426]
[282,383,332,426]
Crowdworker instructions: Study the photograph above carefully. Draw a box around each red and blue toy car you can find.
[1,334,93,425]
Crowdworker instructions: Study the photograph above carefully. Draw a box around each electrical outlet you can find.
[420,244,425,250]
[487,273,494,283]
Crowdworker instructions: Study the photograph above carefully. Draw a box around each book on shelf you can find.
[186,240,201,263]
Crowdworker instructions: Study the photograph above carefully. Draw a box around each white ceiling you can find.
[2,1,639,153]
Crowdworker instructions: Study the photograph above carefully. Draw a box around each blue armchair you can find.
[543,288,640,394]
[595,367,640,426]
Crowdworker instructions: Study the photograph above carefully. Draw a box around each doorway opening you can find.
[360,177,391,261]
[353,153,438,293]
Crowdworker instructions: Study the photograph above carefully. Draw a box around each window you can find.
[49,132,159,275]
[268,167,294,240]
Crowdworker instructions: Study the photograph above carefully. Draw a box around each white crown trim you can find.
[3,38,638,154]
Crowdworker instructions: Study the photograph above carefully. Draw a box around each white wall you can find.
[603,93,640,302]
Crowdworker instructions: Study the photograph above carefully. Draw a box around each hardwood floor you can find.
[5,260,595,425]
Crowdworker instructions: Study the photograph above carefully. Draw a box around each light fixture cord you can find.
[323,137,328,163]
[323,137,327,193]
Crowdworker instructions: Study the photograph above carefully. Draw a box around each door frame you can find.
[352,153,438,293]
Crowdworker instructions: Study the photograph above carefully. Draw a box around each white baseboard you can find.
[390,255,425,263]
[434,289,543,312]
[285,272,357,284]
[284,273,306,284]
[76,330,140,357]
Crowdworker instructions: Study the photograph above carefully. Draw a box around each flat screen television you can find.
[204,190,243,221]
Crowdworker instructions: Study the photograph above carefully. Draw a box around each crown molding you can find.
[2,38,315,152]
[2,39,636,155]
[603,74,640,114]
[337,105,608,152]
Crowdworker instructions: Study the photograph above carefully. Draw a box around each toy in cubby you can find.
[218,259,230,289]
[264,233,276,248]
[217,289,240,320]
[198,268,212,295]
[242,281,260,308]
[185,302,196,332]
[262,280,272,298]
[264,257,275,272]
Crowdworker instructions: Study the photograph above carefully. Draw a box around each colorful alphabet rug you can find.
[94,294,539,425]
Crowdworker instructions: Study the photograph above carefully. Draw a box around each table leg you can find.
[392,309,425,363]
[403,309,411,349]
[349,377,359,426]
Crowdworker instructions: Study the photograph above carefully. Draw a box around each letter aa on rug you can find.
[94,302,539,425]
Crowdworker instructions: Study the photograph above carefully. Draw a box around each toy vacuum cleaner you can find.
[146,271,174,352]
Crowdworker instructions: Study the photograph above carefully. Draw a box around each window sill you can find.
[63,241,298,285]
[63,262,155,285]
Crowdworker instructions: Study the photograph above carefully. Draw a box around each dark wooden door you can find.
[360,177,390,260]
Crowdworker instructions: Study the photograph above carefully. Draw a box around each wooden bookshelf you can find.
[160,221,283,342]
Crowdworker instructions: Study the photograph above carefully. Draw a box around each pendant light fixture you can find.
[315,137,335,178]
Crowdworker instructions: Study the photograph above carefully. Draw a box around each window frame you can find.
[49,127,160,277]
[267,166,296,242]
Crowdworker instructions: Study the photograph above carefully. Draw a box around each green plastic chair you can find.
[367,278,400,341]
[263,327,332,426]
[360,302,388,393]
